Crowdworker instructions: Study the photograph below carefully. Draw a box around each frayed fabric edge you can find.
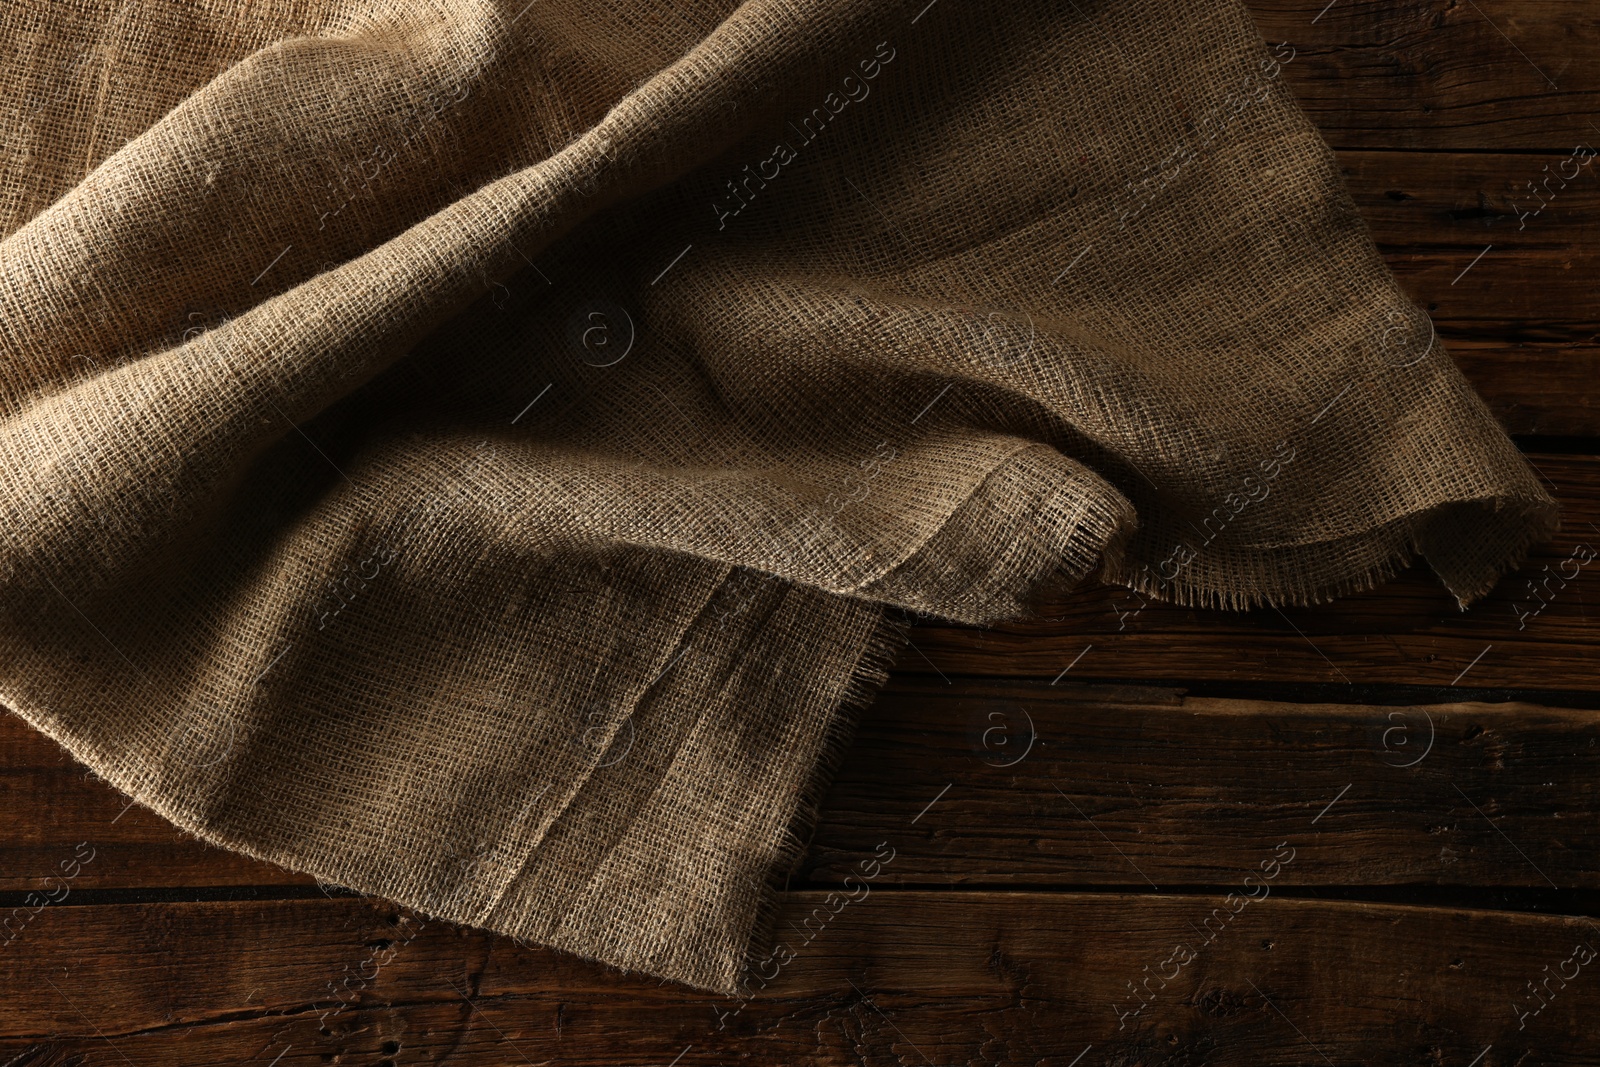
[1098,492,1560,615]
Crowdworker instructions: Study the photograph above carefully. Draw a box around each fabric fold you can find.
[0,0,1554,994]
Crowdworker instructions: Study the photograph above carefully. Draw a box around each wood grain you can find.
[1449,340,1599,437]
[1265,0,1600,436]
[1350,150,1600,257]
[1258,0,1599,151]
[2,893,1598,1065]
[807,678,1600,887]
[8,679,1600,893]
[1341,149,1600,435]
[0,712,314,891]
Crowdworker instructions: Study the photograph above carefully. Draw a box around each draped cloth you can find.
[0,0,1555,993]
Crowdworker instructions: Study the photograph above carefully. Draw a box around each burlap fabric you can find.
[0,0,1556,993]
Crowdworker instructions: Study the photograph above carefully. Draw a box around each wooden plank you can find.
[0,712,313,890]
[1,893,1598,1064]
[1386,249,1596,347]
[1253,0,1600,151]
[1448,340,1600,437]
[8,678,1600,893]
[1340,149,1600,434]
[909,453,1600,691]
[807,678,1600,887]
[1348,151,1599,259]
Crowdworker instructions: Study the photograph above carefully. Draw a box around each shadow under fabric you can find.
[0,0,1556,993]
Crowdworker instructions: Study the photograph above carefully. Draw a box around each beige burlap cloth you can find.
[0,0,1556,993]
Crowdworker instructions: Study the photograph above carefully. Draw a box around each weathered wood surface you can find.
[1261,0,1599,152]
[906,453,1600,691]
[0,711,314,891]
[1339,149,1599,435]
[8,679,1600,892]
[1337,147,1600,435]
[1270,0,1600,437]
[2,893,1598,1065]
[1261,0,1600,436]
[1449,340,1598,437]
[808,679,1600,888]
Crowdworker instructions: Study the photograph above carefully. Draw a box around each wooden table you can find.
[4,2,1598,1063]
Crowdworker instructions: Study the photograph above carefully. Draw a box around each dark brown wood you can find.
[1339,148,1600,435]
[0,711,313,890]
[1349,150,1600,257]
[1387,249,1595,348]
[2,893,1598,1065]
[907,453,1600,691]
[808,678,1600,887]
[1262,8,1600,434]
[9,679,1600,893]
[1449,340,1600,437]
[1260,0,1600,152]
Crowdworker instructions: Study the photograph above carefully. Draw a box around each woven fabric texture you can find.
[0,0,1556,993]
